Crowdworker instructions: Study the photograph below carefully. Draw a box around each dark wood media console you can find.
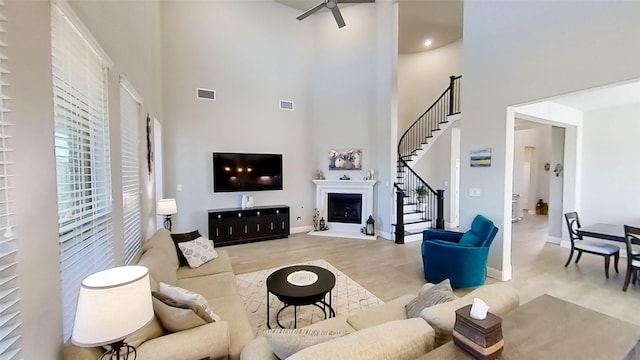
[208,205,290,246]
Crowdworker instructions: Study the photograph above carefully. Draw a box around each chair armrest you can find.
[137,321,230,360]
[422,229,464,243]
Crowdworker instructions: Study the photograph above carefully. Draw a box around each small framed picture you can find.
[470,148,491,167]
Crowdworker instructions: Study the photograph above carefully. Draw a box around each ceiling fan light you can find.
[424,39,432,47]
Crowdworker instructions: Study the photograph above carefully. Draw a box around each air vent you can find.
[279,100,294,111]
[197,88,216,101]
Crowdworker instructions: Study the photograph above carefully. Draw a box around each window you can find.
[51,4,114,341]
[0,4,22,359]
[120,79,142,264]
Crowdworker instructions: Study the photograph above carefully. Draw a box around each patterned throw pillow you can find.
[177,236,219,268]
[263,329,349,359]
[158,282,221,322]
[405,279,457,318]
[151,293,208,332]
[171,230,202,266]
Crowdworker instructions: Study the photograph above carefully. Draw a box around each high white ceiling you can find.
[274,0,463,53]
[550,81,640,112]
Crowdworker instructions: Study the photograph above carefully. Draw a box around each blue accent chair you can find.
[421,215,499,288]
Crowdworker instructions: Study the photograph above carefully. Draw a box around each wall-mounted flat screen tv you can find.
[213,152,283,192]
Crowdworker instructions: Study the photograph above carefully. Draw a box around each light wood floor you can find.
[224,214,640,326]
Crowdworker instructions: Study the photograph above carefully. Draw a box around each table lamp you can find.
[72,266,153,360]
[157,198,177,231]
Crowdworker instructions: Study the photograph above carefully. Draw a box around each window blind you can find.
[120,80,142,264]
[0,3,21,359]
[51,4,114,341]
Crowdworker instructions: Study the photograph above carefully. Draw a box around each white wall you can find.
[461,1,640,278]
[548,126,565,239]
[512,125,551,213]
[161,1,398,237]
[398,39,462,136]
[7,0,163,356]
[580,103,640,225]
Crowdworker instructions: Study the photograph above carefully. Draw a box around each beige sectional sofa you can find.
[240,281,520,360]
[64,229,253,360]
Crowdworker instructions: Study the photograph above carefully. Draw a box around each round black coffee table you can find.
[266,265,336,329]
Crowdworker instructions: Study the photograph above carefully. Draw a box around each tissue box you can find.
[452,305,504,360]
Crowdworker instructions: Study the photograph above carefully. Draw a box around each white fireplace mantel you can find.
[310,180,377,239]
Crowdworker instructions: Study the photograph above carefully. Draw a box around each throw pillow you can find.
[170,230,202,266]
[158,282,221,322]
[405,279,457,318]
[458,231,483,246]
[263,329,348,359]
[178,236,219,268]
[151,293,208,332]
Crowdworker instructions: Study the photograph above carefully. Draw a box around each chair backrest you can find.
[564,212,582,242]
[623,225,640,261]
[468,215,498,247]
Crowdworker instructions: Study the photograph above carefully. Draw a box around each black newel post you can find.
[448,75,456,116]
[395,188,405,244]
[436,189,445,229]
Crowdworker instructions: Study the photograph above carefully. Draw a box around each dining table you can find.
[577,223,625,242]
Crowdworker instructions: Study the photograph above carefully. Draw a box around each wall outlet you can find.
[177,184,183,191]
[469,188,481,197]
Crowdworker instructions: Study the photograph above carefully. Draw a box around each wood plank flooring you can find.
[224,214,640,326]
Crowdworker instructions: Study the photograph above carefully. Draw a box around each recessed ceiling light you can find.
[424,39,432,47]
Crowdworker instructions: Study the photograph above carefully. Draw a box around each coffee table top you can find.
[418,294,640,360]
[267,265,336,305]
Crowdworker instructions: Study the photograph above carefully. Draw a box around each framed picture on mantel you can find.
[329,149,362,170]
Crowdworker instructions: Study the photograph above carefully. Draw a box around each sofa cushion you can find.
[170,230,202,266]
[137,247,178,286]
[141,229,179,270]
[347,294,415,330]
[288,318,435,360]
[176,249,233,279]
[158,283,221,322]
[208,295,255,360]
[305,316,356,333]
[405,279,457,318]
[178,236,219,268]
[419,282,520,347]
[177,271,238,299]
[264,329,349,359]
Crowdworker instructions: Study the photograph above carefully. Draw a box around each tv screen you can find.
[213,153,283,192]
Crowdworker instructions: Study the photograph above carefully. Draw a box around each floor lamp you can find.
[157,198,177,231]
[72,266,153,360]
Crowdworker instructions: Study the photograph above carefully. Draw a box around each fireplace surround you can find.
[310,180,376,239]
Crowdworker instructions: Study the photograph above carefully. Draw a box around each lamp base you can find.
[163,216,172,232]
[100,340,137,360]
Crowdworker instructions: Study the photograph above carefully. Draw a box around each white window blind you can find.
[51,4,114,341]
[0,3,21,359]
[120,80,142,264]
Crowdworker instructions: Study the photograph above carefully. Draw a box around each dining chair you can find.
[622,225,640,292]
[564,212,620,278]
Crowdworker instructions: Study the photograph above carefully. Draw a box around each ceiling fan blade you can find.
[338,0,375,3]
[331,6,346,28]
[296,2,327,21]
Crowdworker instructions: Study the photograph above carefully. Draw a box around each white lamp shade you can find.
[156,198,177,215]
[71,266,153,347]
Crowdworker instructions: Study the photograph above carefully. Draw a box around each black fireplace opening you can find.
[327,193,362,224]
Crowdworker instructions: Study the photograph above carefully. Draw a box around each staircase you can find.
[394,75,461,244]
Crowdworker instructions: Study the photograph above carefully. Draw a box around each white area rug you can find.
[235,259,383,335]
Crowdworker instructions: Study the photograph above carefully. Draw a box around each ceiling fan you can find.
[296,0,375,29]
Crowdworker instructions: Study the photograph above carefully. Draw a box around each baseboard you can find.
[560,240,571,249]
[547,236,562,245]
[445,222,459,229]
[487,266,512,281]
[291,226,313,234]
[377,230,392,241]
